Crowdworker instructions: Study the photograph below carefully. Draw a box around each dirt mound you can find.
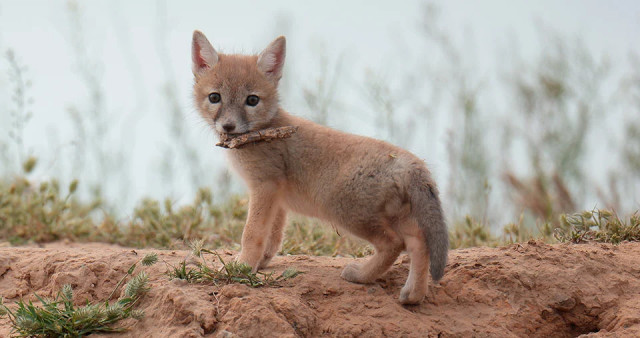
[1,241,639,337]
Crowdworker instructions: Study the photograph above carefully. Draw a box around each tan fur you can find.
[192,31,449,305]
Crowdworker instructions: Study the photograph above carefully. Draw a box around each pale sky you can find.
[0,0,638,213]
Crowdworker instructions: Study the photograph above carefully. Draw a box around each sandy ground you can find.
[1,240,639,337]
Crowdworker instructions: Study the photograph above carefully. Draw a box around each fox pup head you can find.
[191,31,286,135]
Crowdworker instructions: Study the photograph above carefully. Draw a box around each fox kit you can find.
[191,31,448,304]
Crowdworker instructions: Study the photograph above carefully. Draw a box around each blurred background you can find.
[1,0,639,246]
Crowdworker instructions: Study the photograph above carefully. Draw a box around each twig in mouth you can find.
[215,126,299,149]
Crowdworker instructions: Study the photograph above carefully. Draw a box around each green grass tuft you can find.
[0,252,157,337]
[166,242,302,288]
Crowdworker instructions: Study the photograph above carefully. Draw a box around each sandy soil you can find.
[1,240,639,337]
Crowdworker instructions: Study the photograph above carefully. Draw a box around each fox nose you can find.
[222,123,236,133]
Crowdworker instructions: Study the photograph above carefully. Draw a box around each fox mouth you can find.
[219,131,246,137]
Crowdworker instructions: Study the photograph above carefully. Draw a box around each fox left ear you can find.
[257,36,286,83]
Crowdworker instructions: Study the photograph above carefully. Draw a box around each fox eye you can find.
[208,93,221,104]
[246,95,260,107]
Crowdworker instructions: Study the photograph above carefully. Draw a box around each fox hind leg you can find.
[341,224,404,284]
[399,233,430,305]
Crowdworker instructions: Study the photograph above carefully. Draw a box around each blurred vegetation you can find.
[414,4,639,240]
[0,158,636,253]
[0,2,638,253]
[0,157,372,256]
[0,157,103,245]
[554,209,640,244]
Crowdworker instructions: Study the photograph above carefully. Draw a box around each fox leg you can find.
[237,185,279,273]
[258,207,287,269]
[399,234,430,305]
[340,224,404,283]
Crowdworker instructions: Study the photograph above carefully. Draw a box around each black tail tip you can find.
[429,253,448,281]
[430,269,445,282]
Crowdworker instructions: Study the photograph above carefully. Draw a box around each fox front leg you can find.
[236,185,280,273]
[258,207,287,269]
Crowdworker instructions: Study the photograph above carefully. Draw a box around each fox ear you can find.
[192,30,218,77]
[257,36,286,82]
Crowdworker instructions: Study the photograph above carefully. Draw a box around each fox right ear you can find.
[192,30,218,77]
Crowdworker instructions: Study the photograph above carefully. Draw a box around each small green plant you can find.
[167,240,302,287]
[554,209,640,244]
[0,253,157,337]
[166,261,200,283]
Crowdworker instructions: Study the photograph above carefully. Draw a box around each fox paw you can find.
[235,253,259,273]
[257,252,275,270]
[399,285,425,305]
[340,262,367,283]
